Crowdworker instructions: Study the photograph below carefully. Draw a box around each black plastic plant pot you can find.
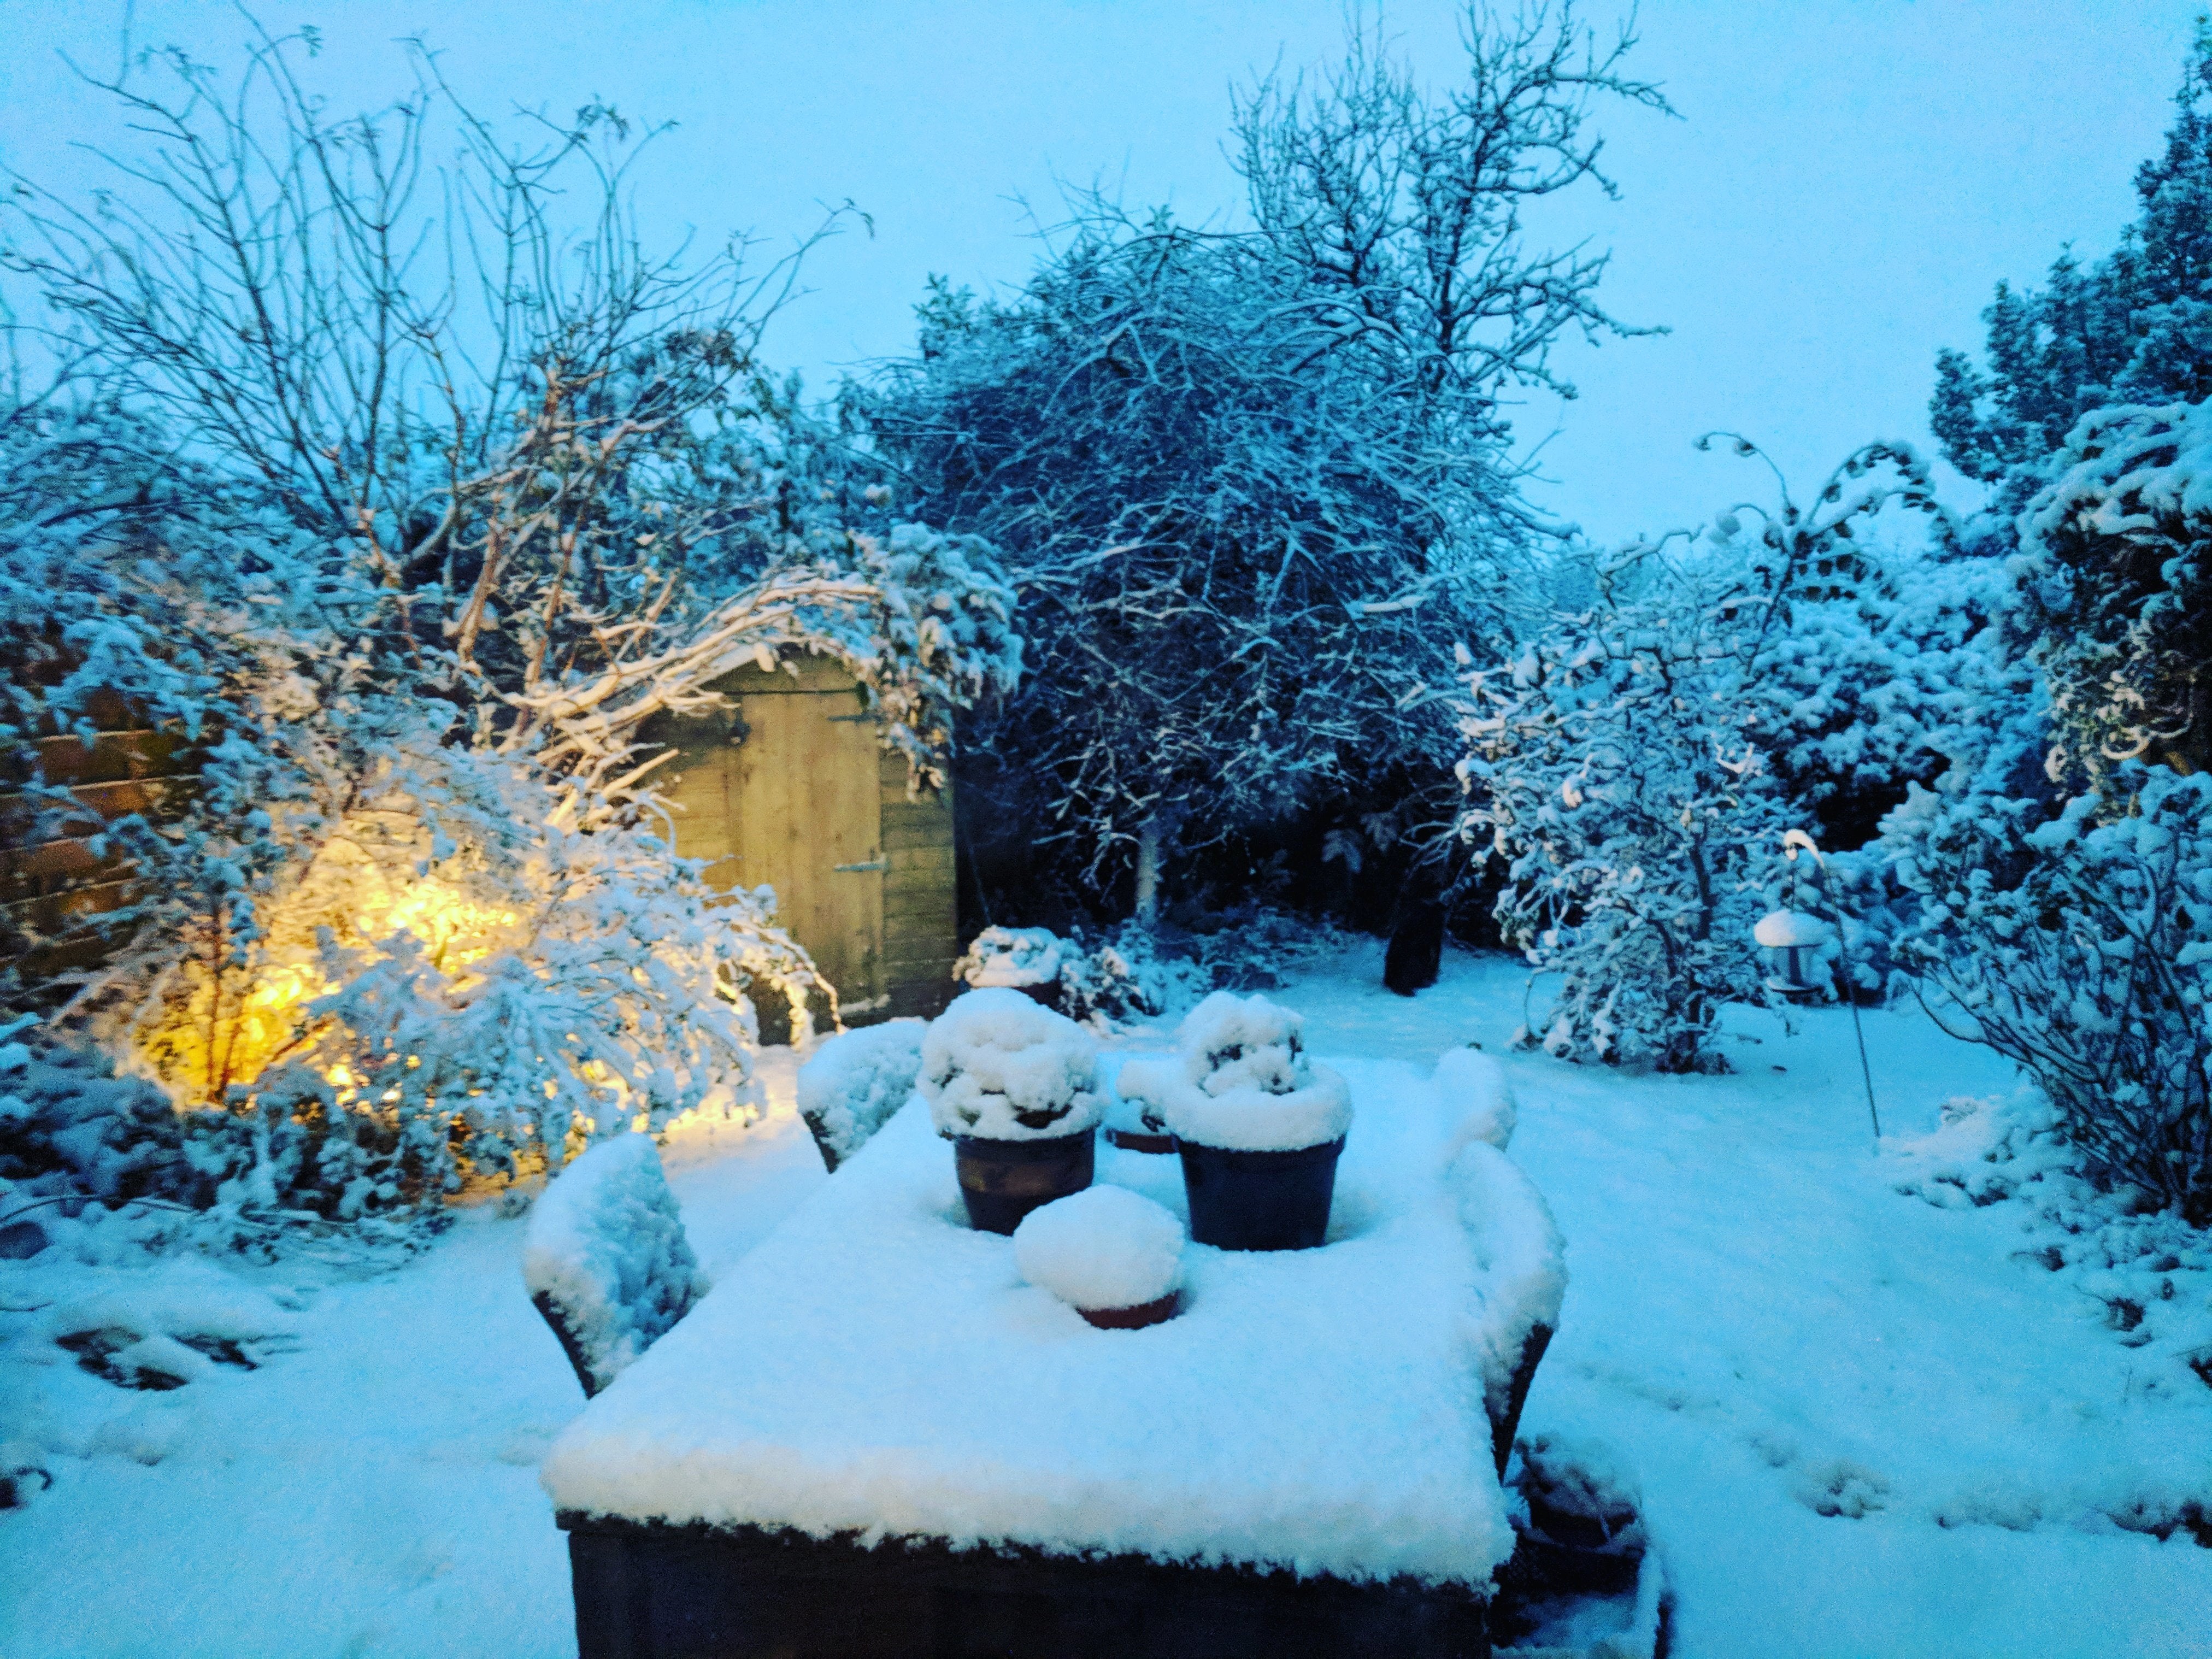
[954,1128,1096,1234]
[1176,1136,1346,1251]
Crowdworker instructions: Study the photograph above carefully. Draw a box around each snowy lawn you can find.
[4,948,2210,1657]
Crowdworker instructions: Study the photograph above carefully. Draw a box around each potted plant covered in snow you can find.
[919,986,1104,1233]
[952,925,1069,1009]
[1013,1185,1186,1329]
[1103,1054,1178,1154]
[1160,992,1352,1251]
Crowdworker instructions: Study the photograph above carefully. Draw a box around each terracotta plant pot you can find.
[1176,1136,1345,1251]
[1078,1290,1180,1331]
[1103,1125,1175,1155]
[953,1128,1096,1234]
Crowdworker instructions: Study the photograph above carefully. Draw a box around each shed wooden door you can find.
[732,678,884,1013]
[655,656,958,1028]
[663,668,885,1016]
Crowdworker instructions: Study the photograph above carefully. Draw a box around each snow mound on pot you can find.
[797,1020,925,1170]
[1434,1048,1516,1154]
[1179,990,1305,1092]
[1013,1185,1184,1313]
[523,1134,704,1393]
[920,987,1103,1141]
[955,925,1066,990]
[1160,991,1352,1152]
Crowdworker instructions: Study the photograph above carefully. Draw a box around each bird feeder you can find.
[1754,910,1831,1001]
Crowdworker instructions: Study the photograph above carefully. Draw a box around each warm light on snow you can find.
[143,865,521,1103]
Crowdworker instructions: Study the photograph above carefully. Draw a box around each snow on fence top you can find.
[917,986,1102,1140]
[522,1134,705,1395]
[797,1020,926,1172]
[540,1055,1559,1588]
[1159,991,1353,1152]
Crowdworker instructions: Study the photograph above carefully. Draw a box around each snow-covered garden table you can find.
[542,1055,1564,1659]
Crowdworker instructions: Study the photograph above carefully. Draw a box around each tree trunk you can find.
[1134,820,1162,927]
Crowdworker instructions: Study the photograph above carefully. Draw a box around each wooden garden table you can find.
[542,1055,1563,1659]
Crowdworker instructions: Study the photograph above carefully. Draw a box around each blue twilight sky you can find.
[0,1,2201,542]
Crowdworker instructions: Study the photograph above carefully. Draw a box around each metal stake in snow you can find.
[1780,831,1882,1149]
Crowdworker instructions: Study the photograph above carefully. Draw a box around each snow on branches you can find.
[1456,565,1797,1072]
[1888,764,2212,1225]
[1454,439,1951,1072]
[2015,401,2212,784]
[0,33,1021,1239]
[870,3,1668,899]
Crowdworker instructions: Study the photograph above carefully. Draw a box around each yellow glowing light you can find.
[149,867,522,1103]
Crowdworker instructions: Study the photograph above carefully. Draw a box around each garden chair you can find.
[795,1019,926,1172]
[522,1134,707,1398]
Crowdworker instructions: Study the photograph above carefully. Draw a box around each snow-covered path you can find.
[3,949,2208,1656]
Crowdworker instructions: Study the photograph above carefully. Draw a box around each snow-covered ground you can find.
[4,946,2209,1657]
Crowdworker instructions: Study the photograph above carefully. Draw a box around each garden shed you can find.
[649,654,960,1031]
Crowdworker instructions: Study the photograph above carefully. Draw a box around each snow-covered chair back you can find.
[796,1020,926,1173]
[523,1134,705,1398]
[1446,1134,1566,1475]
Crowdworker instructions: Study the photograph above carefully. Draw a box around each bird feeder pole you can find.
[1781,832,1882,1149]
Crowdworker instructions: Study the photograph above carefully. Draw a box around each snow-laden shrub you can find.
[2014,400,2212,784]
[126,739,816,1216]
[0,1028,445,1257]
[1731,535,2009,859]
[1012,1185,1184,1313]
[955,927,1067,992]
[1888,762,2212,1223]
[0,1026,194,1209]
[954,924,1175,1028]
[1457,568,1802,1073]
[1109,1054,1181,1139]
[1158,991,1351,1152]
[796,1020,925,1172]
[1053,931,1175,1026]
[917,987,1103,1141]
[522,1133,705,1395]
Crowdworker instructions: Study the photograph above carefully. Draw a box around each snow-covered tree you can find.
[1457,439,1950,1070]
[2011,401,2210,784]
[0,30,1016,1236]
[1457,557,1796,1072]
[867,1,1666,915]
[1931,23,2212,528]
